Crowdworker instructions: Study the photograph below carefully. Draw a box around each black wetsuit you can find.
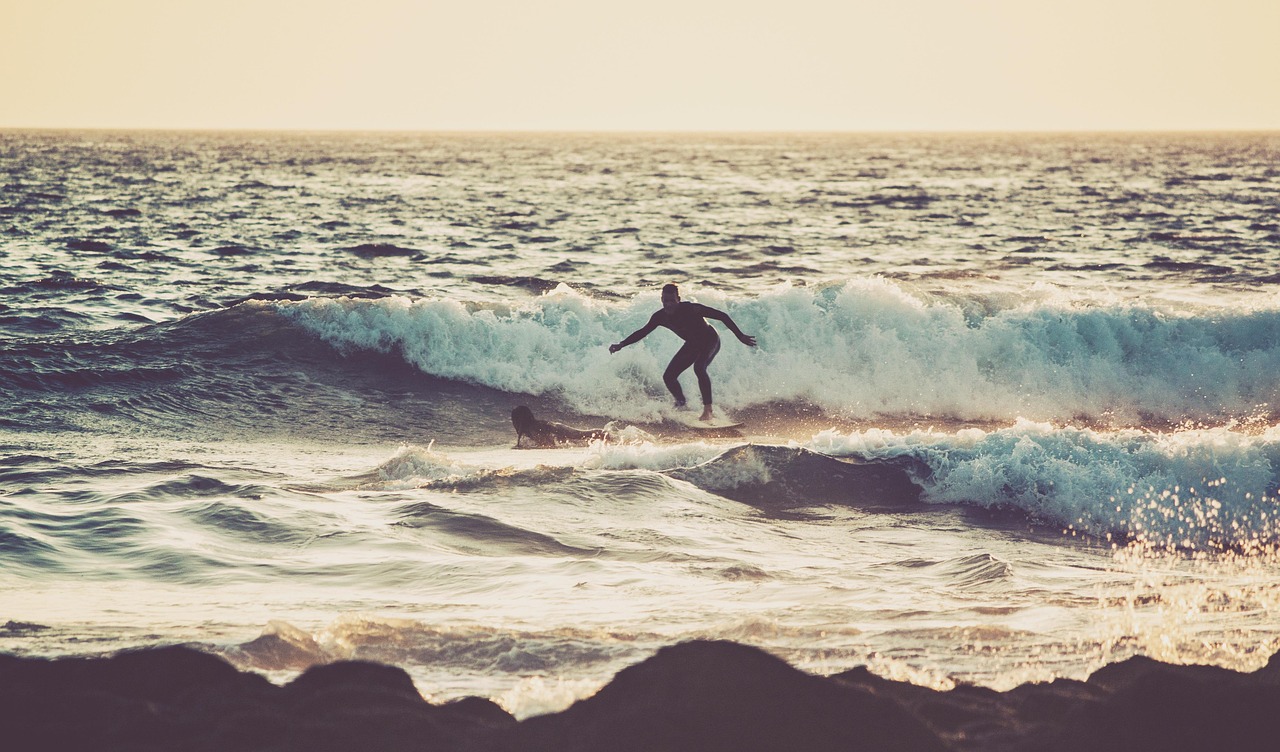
[619,302,724,406]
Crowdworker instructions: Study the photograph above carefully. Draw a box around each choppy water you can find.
[3,129,1280,717]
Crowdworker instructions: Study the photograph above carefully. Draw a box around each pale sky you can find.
[3,0,1278,131]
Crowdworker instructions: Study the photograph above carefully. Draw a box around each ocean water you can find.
[3,129,1280,716]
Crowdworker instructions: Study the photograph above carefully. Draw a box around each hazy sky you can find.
[3,0,1278,131]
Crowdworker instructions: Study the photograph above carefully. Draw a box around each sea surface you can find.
[3,129,1280,716]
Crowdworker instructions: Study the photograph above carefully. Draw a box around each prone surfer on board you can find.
[512,406,608,448]
[608,283,756,422]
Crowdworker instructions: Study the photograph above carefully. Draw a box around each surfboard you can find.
[668,413,745,430]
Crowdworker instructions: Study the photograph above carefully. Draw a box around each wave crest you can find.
[278,280,1280,426]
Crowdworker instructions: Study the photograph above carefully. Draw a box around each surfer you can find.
[512,406,608,448]
[608,283,757,422]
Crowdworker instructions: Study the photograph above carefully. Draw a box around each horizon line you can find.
[3,125,1279,137]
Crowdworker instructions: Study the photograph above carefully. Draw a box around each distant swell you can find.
[667,444,923,509]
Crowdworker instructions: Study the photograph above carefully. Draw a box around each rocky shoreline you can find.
[4,639,1279,751]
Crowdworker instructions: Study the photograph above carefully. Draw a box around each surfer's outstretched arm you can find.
[609,311,662,353]
[701,307,757,347]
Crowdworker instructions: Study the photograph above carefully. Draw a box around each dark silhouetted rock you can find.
[0,646,512,752]
[286,659,424,706]
[502,640,948,752]
[6,641,1280,752]
[1048,655,1280,752]
[0,646,273,752]
[280,660,515,752]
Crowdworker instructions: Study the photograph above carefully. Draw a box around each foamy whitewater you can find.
[3,130,1280,716]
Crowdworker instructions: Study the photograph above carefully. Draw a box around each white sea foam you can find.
[370,444,484,488]
[281,280,1280,426]
[583,440,727,473]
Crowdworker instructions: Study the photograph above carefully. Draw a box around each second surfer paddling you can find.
[609,283,756,422]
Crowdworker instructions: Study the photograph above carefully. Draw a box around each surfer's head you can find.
[661,283,680,311]
[512,405,536,439]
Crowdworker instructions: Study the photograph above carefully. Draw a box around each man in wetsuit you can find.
[609,283,757,421]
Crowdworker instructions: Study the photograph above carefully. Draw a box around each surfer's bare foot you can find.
[699,406,714,421]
